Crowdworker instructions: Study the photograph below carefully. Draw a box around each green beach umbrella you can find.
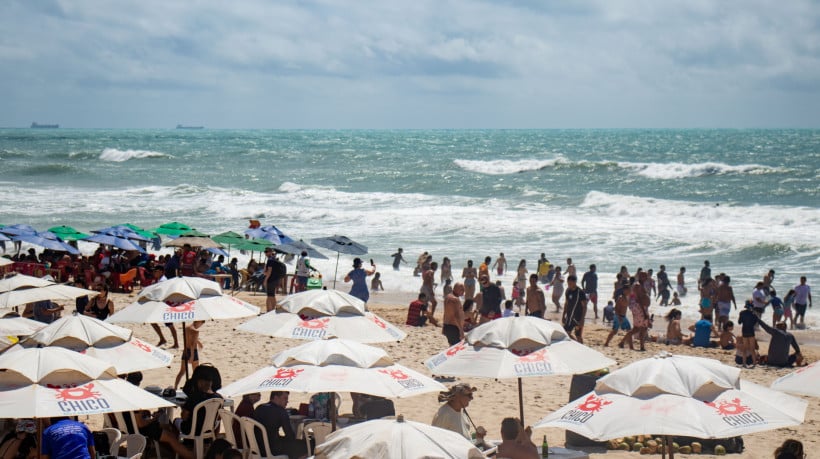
[152,221,199,236]
[234,239,273,252]
[47,226,90,242]
[212,231,244,245]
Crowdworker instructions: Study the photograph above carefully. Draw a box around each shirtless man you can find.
[604,288,630,346]
[676,266,687,296]
[497,418,539,459]
[492,253,507,276]
[565,258,576,277]
[525,274,546,318]
[421,262,439,316]
[715,275,737,330]
[699,276,718,322]
[174,320,204,389]
[442,283,466,346]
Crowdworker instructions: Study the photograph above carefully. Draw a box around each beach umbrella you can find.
[771,361,820,397]
[11,231,80,255]
[0,316,47,336]
[314,415,484,459]
[0,274,54,293]
[220,339,446,430]
[16,313,173,374]
[233,239,273,252]
[275,239,329,260]
[238,289,405,342]
[212,231,244,245]
[244,225,293,245]
[135,276,223,303]
[310,235,368,288]
[92,225,150,242]
[46,226,90,242]
[0,234,9,243]
[0,346,174,418]
[113,223,157,240]
[82,230,146,253]
[0,224,37,237]
[152,221,205,237]
[534,352,807,458]
[0,283,98,310]
[109,294,260,324]
[0,257,12,267]
[424,316,615,424]
[164,236,222,249]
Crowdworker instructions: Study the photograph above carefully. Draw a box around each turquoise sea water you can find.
[0,129,818,320]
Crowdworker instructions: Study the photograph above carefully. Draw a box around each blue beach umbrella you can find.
[12,231,80,255]
[310,235,368,288]
[92,226,150,242]
[275,239,328,260]
[0,224,38,237]
[82,230,146,253]
[244,225,293,245]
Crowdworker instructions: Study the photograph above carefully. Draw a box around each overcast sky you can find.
[2,0,819,128]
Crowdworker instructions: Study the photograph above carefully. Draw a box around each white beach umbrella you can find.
[424,316,615,423]
[771,361,820,397]
[0,257,12,267]
[276,289,367,315]
[237,311,406,343]
[16,314,173,374]
[220,338,445,400]
[0,274,54,293]
[534,353,807,457]
[314,415,484,459]
[0,284,98,309]
[0,347,173,418]
[0,316,47,336]
[137,276,223,303]
[109,295,260,324]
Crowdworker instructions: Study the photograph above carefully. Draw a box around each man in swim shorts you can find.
[581,264,599,319]
[421,262,439,316]
[442,283,465,345]
[715,275,737,330]
[604,289,630,346]
[793,276,812,328]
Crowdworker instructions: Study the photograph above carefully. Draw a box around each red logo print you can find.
[516,349,547,362]
[378,369,410,380]
[131,339,153,353]
[272,368,304,379]
[575,394,613,413]
[298,318,330,329]
[446,342,467,356]
[706,398,750,416]
[51,383,101,401]
[371,315,387,329]
[166,301,194,313]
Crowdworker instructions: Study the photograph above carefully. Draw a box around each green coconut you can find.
[715,444,727,455]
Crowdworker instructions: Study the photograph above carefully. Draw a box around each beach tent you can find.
[534,352,807,458]
[425,316,615,424]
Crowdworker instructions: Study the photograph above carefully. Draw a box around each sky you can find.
[1,0,819,129]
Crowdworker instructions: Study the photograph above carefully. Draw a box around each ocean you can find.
[1,128,818,325]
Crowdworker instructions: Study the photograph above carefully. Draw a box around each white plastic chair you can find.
[178,397,224,458]
[111,411,162,459]
[303,421,333,456]
[100,428,122,456]
[111,433,147,458]
[218,408,245,452]
[240,417,288,459]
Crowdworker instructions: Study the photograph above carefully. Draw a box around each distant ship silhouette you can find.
[176,124,204,130]
[31,122,59,128]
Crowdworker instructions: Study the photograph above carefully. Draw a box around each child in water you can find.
[370,272,384,291]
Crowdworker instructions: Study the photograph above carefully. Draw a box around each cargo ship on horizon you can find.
[31,122,59,128]
[176,124,204,130]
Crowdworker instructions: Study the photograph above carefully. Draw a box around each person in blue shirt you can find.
[689,313,718,348]
[769,289,784,324]
[42,417,95,459]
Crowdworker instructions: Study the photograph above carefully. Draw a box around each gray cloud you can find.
[1,0,818,128]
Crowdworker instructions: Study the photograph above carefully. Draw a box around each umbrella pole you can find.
[332,252,340,289]
[518,377,525,424]
[665,435,674,459]
[183,322,189,381]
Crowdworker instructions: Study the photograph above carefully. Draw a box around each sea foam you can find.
[453,157,565,175]
[617,161,781,179]
[99,148,171,162]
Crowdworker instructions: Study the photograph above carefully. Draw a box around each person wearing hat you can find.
[432,383,486,444]
[0,419,37,458]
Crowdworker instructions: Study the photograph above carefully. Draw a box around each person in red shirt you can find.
[406,293,429,326]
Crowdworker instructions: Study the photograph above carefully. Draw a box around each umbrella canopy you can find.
[212,231,245,247]
[0,224,37,237]
[47,226,90,242]
[0,347,173,417]
[0,234,9,243]
[114,223,158,240]
[245,225,293,245]
[277,289,367,316]
[0,274,54,293]
[0,284,98,309]
[771,361,820,397]
[275,239,328,260]
[0,317,47,336]
[310,235,368,256]
[535,353,807,443]
[82,230,146,253]
[233,239,273,252]
[238,311,406,343]
[92,225,150,242]
[220,338,445,399]
[137,276,223,303]
[0,257,12,267]
[425,316,615,424]
[11,231,80,255]
[108,295,260,324]
[152,221,198,236]
[17,314,173,374]
[314,415,484,459]
[164,236,222,249]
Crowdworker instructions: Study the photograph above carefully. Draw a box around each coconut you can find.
[633,442,644,452]
[672,442,680,453]
[679,445,692,454]
[646,440,658,453]
[691,442,702,453]
[618,442,630,451]
[607,440,621,450]
[715,444,727,455]
[640,447,651,455]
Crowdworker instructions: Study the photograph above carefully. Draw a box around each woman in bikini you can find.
[461,260,477,300]
[84,285,114,321]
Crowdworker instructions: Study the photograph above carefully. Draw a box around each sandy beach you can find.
[90,286,819,459]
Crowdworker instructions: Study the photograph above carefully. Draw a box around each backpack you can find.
[273,260,287,280]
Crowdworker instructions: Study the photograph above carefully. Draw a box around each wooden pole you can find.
[518,378,525,424]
